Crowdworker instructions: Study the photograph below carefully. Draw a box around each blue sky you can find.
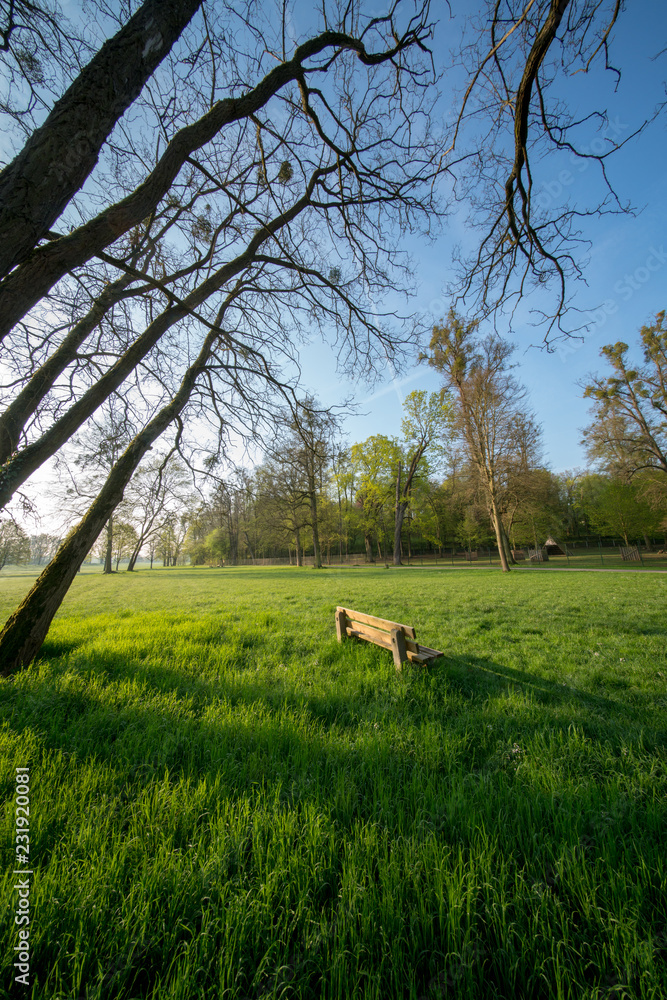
[297,0,667,472]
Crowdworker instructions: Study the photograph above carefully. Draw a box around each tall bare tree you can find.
[254,458,310,566]
[421,310,540,572]
[266,398,339,569]
[123,454,193,571]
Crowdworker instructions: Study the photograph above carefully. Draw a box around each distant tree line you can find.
[178,312,666,566]
[3,311,664,574]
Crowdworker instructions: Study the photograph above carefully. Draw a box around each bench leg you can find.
[390,627,407,670]
[335,609,347,642]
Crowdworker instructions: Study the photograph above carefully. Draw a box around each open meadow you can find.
[1,564,666,999]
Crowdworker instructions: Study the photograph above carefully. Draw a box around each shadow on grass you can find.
[40,636,86,658]
[29,638,667,733]
[2,635,665,787]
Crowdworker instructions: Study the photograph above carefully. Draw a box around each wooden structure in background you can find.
[544,537,565,555]
[335,606,443,671]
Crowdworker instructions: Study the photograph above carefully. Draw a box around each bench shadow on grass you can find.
[441,653,666,739]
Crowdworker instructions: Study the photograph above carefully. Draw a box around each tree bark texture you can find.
[0,0,202,280]
[491,500,510,573]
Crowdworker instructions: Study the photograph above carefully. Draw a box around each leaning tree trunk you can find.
[0,29,370,343]
[0,417,167,672]
[0,458,137,673]
[0,185,318,514]
[127,539,143,572]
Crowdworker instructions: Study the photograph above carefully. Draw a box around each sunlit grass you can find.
[1,565,666,999]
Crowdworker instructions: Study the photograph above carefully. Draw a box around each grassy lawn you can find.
[1,565,666,999]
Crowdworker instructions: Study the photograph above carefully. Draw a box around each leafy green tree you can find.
[204,527,227,566]
[350,435,401,562]
[587,478,661,546]
[411,474,464,555]
[183,508,210,567]
[554,470,590,539]
[393,390,454,565]
[506,468,564,550]
[583,311,667,485]
[455,509,489,554]
[0,520,30,570]
[330,447,359,560]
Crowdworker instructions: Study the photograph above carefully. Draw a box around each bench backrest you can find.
[335,606,443,669]
[336,606,415,642]
[336,606,418,668]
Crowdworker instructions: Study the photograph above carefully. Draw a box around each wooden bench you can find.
[335,606,444,670]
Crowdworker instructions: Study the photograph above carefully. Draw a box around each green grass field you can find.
[1,565,666,999]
